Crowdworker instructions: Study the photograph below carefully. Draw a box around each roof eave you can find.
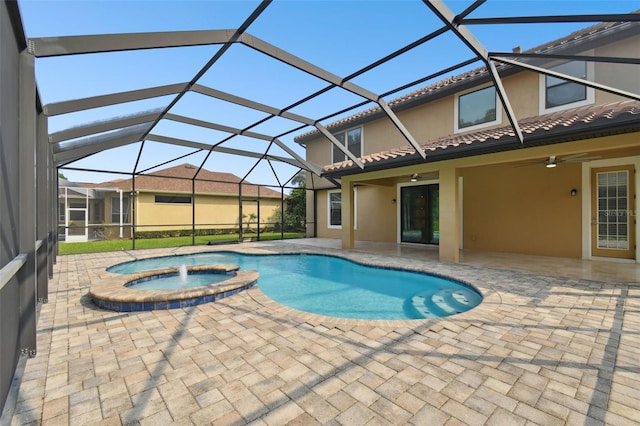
[321,118,640,179]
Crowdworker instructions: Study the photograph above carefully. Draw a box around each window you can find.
[111,197,130,223]
[541,60,594,113]
[454,86,501,132]
[327,189,357,229]
[331,127,362,164]
[154,195,192,204]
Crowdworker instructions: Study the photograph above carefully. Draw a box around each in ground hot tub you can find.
[90,264,258,312]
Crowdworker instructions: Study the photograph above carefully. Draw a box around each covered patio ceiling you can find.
[17,0,640,189]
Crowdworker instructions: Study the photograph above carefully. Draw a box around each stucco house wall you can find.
[302,23,640,261]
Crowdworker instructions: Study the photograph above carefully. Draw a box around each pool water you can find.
[125,272,230,290]
[108,253,482,320]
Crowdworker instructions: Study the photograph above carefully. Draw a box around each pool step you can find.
[411,288,481,318]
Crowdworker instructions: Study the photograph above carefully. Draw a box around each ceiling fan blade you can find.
[562,153,590,161]
[565,155,602,162]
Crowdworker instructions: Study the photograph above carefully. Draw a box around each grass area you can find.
[58,232,306,255]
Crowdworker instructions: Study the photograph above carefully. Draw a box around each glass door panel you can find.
[400,184,439,244]
[591,166,634,259]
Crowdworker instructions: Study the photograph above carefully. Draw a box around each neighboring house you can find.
[296,19,640,263]
[59,163,283,242]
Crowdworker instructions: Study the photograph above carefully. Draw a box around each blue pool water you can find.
[126,272,230,290]
[108,253,482,320]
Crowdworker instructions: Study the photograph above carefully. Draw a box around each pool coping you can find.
[90,264,259,311]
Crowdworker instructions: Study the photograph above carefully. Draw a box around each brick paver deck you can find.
[6,241,640,425]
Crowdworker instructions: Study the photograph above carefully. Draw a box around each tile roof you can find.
[83,163,283,198]
[322,100,640,174]
[295,19,637,143]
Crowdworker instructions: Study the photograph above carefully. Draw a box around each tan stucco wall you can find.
[356,185,397,242]
[461,162,582,258]
[315,186,397,242]
[135,192,281,232]
[304,35,640,164]
[594,35,640,104]
[313,163,582,258]
[311,134,640,258]
[303,32,639,259]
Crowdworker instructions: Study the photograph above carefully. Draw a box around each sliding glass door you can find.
[400,184,439,244]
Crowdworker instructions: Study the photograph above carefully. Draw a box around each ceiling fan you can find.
[516,153,602,168]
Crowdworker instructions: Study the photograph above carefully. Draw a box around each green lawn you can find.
[58,232,305,255]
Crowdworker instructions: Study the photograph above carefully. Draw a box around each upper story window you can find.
[331,127,362,164]
[454,85,501,133]
[540,60,594,114]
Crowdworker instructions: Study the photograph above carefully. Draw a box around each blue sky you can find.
[17,0,640,186]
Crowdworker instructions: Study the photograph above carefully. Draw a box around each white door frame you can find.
[581,155,640,262]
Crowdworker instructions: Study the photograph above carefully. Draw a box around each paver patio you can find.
[5,239,640,425]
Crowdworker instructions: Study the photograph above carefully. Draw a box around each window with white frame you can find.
[454,85,501,132]
[327,188,357,229]
[331,127,362,164]
[540,60,594,113]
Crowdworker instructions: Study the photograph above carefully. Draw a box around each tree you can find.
[242,213,257,232]
[268,171,306,232]
[58,172,67,179]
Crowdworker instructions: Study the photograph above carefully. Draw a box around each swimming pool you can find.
[108,252,482,320]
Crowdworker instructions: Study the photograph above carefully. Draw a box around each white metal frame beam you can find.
[53,123,152,164]
[162,113,321,174]
[492,56,640,101]
[424,0,524,143]
[191,84,315,125]
[44,83,187,116]
[146,133,317,172]
[191,83,357,170]
[28,30,235,57]
[49,108,164,143]
[238,33,426,158]
[37,2,638,183]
